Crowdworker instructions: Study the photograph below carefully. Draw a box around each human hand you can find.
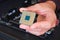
[19,1,57,36]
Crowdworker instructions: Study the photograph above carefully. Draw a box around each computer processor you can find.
[19,11,36,26]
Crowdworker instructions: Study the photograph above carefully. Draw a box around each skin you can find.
[19,1,58,36]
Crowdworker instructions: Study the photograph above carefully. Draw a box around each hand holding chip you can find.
[19,1,58,36]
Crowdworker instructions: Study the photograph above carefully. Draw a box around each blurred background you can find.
[0,0,60,40]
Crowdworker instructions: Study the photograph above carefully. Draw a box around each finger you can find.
[31,21,51,29]
[26,29,41,36]
[25,22,51,36]
[19,7,48,15]
[19,8,37,12]
[27,26,50,36]
[19,8,28,12]
[36,10,47,16]
[26,28,47,36]
[30,22,40,29]
[19,24,30,30]
[19,4,42,12]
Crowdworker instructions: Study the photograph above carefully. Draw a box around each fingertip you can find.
[19,24,30,30]
[19,8,28,12]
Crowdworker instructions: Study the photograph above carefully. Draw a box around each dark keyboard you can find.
[0,0,60,40]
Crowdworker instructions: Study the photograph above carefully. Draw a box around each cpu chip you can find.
[19,11,36,26]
